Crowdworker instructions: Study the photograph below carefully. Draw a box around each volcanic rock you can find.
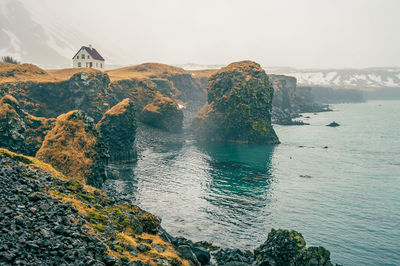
[192,61,279,144]
[97,99,137,162]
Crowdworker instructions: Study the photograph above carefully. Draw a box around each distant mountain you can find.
[175,63,225,71]
[265,67,400,90]
[0,0,124,69]
[0,0,73,68]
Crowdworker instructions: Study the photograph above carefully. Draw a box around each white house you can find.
[72,45,105,70]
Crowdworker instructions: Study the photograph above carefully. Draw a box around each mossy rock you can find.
[192,61,279,144]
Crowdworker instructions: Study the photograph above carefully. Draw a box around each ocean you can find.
[105,100,400,265]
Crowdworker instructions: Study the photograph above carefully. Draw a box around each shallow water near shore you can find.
[105,100,400,265]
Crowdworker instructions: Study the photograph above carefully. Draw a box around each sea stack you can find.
[192,61,279,144]
[97,98,137,162]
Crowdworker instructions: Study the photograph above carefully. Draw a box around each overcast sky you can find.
[23,0,400,68]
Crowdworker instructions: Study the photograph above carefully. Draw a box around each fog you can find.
[14,0,400,68]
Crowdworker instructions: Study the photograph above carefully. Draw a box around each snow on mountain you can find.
[265,67,400,89]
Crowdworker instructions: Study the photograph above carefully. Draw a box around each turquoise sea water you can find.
[106,100,400,265]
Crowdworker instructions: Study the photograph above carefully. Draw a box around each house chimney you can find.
[89,44,92,49]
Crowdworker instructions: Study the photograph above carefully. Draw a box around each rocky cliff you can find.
[192,61,279,144]
[36,110,109,188]
[141,93,183,133]
[269,74,330,124]
[0,62,208,133]
[108,63,205,131]
[97,99,137,163]
[0,63,116,122]
[0,95,55,156]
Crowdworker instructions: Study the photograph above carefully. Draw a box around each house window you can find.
[82,54,85,59]
[88,55,90,59]
[78,62,81,67]
[100,63,102,68]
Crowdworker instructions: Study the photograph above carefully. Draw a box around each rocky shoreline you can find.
[0,149,335,265]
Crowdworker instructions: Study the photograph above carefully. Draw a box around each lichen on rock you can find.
[36,110,109,188]
[192,61,279,144]
[254,229,333,266]
[97,98,137,162]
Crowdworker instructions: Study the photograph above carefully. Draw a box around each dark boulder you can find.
[177,245,200,266]
[326,121,340,127]
[191,246,211,265]
[214,248,254,265]
[254,229,333,266]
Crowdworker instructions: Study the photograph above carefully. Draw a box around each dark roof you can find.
[72,46,105,61]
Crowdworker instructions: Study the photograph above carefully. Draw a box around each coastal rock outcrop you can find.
[269,74,329,125]
[0,149,189,265]
[254,229,333,266]
[108,63,204,131]
[0,64,116,122]
[141,93,183,133]
[326,121,340,127]
[97,98,137,162]
[0,95,55,156]
[192,61,279,144]
[36,110,108,188]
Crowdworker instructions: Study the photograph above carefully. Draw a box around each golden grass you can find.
[142,92,175,114]
[36,110,98,184]
[0,62,103,84]
[0,96,19,120]
[48,67,102,80]
[103,98,131,116]
[106,63,186,82]
[51,191,91,216]
[116,232,190,266]
[189,69,219,79]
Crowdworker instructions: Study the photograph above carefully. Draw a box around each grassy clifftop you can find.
[0,62,101,84]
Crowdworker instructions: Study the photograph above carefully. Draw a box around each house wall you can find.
[72,48,105,70]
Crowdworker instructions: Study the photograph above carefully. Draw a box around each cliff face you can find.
[269,74,329,124]
[97,99,137,163]
[0,64,116,122]
[36,110,109,188]
[270,74,297,111]
[192,61,279,144]
[0,95,55,156]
